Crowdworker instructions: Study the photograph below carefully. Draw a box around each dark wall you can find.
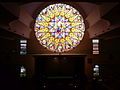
[35,55,85,80]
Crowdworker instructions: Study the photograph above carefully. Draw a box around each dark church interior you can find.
[0,2,120,90]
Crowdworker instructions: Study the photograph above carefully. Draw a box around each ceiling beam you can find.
[99,2,119,17]
[19,7,33,28]
[86,6,101,27]
[87,19,110,38]
[9,20,31,38]
[0,3,20,17]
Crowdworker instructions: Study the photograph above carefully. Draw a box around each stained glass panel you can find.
[34,3,85,52]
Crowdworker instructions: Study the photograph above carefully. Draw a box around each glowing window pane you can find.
[92,39,99,43]
[20,40,27,43]
[20,66,26,77]
[93,51,99,54]
[20,40,27,55]
[34,3,85,52]
[93,64,99,77]
[95,65,99,68]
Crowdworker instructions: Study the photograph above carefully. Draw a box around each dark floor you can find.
[1,77,110,90]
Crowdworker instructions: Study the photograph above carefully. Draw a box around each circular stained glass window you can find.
[34,3,85,53]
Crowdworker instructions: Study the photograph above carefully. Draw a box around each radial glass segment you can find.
[34,3,85,52]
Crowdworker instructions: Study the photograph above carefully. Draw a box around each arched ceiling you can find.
[0,2,119,39]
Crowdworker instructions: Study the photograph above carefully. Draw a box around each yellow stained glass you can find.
[34,3,85,52]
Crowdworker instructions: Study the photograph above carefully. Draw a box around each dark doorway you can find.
[34,55,86,89]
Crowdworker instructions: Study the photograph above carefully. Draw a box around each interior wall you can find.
[12,55,35,78]
[84,36,120,89]
[34,55,86,80]
[27,30,91,54]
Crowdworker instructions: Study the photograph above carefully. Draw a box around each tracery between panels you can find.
[34,3,85,52]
